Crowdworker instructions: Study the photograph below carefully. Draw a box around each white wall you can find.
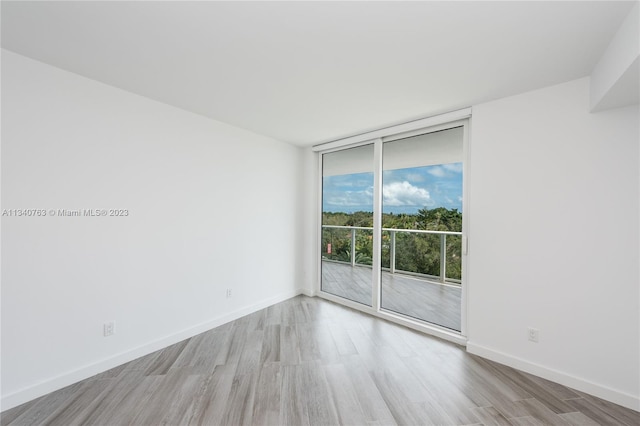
[467,77,639,410]
[1,50,304,409]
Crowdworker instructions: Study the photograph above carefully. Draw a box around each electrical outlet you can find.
[226,288,232,298]
[527,327,539,343]
[104,321,116,337]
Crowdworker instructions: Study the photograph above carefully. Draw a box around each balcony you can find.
[321,225,462,331]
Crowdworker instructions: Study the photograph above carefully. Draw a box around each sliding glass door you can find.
[321,144,374,306]
[319,121,466,334]
[380,127,463,331]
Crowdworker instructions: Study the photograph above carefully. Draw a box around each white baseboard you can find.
[299,287,316,297]
[466,341,640,412]
[1,288,305,411]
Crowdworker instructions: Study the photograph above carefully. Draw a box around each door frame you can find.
[314,109,471,346]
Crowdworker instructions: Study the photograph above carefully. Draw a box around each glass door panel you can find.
[381,127,464,331]
[321,144,374,306]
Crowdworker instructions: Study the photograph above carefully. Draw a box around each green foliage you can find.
[322,211,373,227]
[322,207,462,231]
[322,208,463,281]
[335,250,372,265]
[416,207,462,232]
[321,226,373,266]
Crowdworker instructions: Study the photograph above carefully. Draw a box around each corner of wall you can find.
[295,147,319,297]
[590,2,639,111]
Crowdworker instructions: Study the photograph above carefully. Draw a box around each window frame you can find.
[315,110,471,345]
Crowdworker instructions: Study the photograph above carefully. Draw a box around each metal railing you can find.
[321,224,462,284]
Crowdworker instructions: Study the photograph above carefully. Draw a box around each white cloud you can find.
[427,167,446,177]
[326,188,373,206]
[443,163,463,173]
[406,173,425,182]
[333,181,355,187]
[427,162,462,178]
[383,181,430,206]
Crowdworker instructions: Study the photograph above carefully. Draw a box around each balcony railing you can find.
[321,225,462,284]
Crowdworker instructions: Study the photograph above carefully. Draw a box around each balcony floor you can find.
[321,261,461,331]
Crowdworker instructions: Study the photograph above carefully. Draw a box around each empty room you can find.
[1,1,639,425]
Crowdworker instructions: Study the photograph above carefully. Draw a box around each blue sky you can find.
[323,163,463,214]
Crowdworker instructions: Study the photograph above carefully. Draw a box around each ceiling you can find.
[1,1,635,146]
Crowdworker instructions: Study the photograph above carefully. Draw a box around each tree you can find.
[322,207,462,280]
[417,207,462,232]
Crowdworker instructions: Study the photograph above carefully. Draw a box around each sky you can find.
[323,163,463,214]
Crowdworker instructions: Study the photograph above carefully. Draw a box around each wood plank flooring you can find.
[322,261,461,330]
[2,295,638,425]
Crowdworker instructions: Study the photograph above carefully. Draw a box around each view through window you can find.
[320,126,464,331]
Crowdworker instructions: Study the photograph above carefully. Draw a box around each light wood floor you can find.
[322,261,461,331]
[2,296,638,425]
